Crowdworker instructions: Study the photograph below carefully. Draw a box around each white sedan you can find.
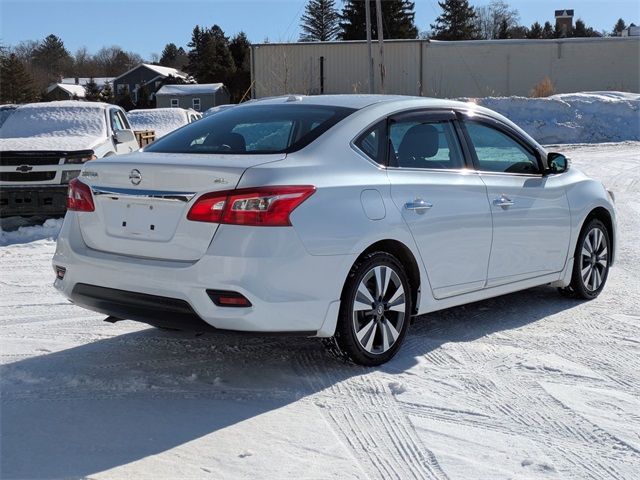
[53,95,616,365]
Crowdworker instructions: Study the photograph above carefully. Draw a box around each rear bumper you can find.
[0,185,67,217]
[70,283,316,335]
[53,212,354,336]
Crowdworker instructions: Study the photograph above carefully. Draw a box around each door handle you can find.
[404,199,433,214]
[493,195,515,209]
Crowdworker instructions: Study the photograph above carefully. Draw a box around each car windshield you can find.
[0,105,106,138]
[145,104,356,155]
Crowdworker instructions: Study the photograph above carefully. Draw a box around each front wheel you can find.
[330,252,412,366]
[560,218,611,300]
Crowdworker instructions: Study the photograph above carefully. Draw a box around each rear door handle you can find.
[404,199,433,214]
[493,195,515,208]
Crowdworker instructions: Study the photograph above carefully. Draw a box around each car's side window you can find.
[110,110,124,131]
[354,120,386,165]
[117,111,131,130]
[388,119,464,170]
[464,120,540,174]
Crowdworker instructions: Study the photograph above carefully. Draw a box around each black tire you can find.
[559,218,611,300]
[329,252,412,366]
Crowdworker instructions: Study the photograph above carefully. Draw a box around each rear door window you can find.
[389,118,465,170]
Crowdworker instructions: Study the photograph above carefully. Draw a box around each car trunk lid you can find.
[76,152,284,261]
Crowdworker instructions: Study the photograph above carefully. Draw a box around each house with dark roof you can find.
[112,64,189,104]
[45,83,88,101]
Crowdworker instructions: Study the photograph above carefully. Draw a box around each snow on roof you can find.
[127,108,190,138]
[46,83,87,98]
[156,83,225,96]
[115,63,187,82]
[61,77,115,87]
[0,101,108,145]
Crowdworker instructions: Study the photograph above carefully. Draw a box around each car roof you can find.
[244,94,471,111]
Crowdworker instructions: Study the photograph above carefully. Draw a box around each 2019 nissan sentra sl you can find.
[53,95,616,366]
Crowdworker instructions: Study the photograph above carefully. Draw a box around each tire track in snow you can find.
[294,352,449,480]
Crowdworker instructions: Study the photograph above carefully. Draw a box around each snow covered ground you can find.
[1,142,639,479]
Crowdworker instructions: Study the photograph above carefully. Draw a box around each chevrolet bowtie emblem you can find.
[16,165,33,173]
[129,169,142,185]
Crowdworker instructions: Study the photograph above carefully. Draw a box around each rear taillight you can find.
[187,186,315,226]
[67,178,95,212]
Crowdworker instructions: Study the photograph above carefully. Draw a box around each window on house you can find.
[171,99,179,108]
[192,98,201,111]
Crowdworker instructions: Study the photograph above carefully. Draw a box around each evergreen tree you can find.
[542,21,555,39]
[527,21,543,39]
[508,25,528,39]
[115,88,135,111]
[228,32,252,102]
[229,32,251,70]
[340,0,418,40]
[160,43,179,67]
[136,83,153,108]
[100,81,114,103]
[32,34,72,81]
[571,19,599,38]
[0,53,37,103]
[300,0,341,41]
[186,25,236,84]
[612,18,626,36]
[430,0,480,40]
[84,77,101,101]
[497,18,509,39]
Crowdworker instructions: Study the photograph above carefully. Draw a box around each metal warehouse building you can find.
[250,37,639,99]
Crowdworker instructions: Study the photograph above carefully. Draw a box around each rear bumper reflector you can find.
[206,290,252,307]
[55,266,66,280]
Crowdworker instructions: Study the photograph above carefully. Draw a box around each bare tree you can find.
[475,0,520,39]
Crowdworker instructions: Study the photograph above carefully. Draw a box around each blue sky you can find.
[1,0,638,59]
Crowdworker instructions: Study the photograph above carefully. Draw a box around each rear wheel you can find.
[329,252,412,366]
[559,218,610,300]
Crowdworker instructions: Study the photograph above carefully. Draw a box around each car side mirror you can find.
[546,152,569,174]
[114,129,136,144]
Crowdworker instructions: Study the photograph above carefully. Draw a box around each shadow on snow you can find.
[1,285,581,479]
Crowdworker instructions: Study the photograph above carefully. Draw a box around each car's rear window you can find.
[145,104,356,155]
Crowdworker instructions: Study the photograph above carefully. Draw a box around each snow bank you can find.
[0,218,63,246]
[128,108,189,138]
[471,92,640,144]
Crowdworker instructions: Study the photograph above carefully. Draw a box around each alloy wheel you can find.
[580,227,608,292]
[352,265,406,355]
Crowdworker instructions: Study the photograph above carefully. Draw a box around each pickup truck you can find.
[0,101,140,217]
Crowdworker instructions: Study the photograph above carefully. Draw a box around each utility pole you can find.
[375,0,385,93]
[365,0,374,93]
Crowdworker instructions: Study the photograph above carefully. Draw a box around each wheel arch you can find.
[355,239,421,315]
[582,206,615,264]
